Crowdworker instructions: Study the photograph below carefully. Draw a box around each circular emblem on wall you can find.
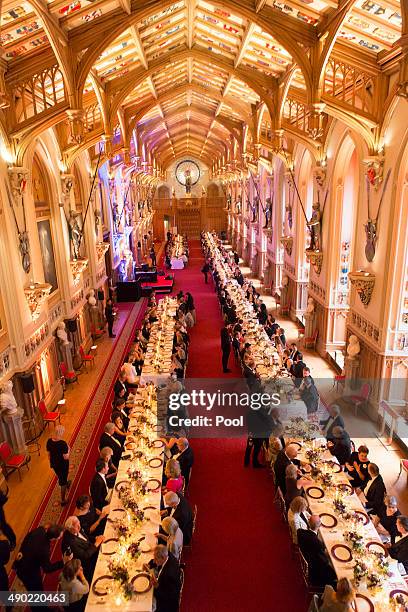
[175,160,200,193]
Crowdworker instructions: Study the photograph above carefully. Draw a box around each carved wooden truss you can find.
[0,0,406,172]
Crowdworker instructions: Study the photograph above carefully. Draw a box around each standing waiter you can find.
[220,323,231,373]
[105,298,116,338]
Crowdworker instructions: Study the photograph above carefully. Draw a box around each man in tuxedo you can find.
[114,370,129,400]
[173,438,194,486]
[320,404,345,441]
[105,299,116,338]
[389,516,408,573]
[146,545,181,612]
[363,463,386,516]
[274,444,300,494]
[327,426,352,466]
[289,342,300,362]
[300,367,319,414]
[99,422,122,467]
[62,516,104,581]
[90,459,109,512]
[162,492,193,545]
[112,397,130,431]
[0,490,16,550]
[290,353,307,388]
[297,515,337,588]
[220,323,231,373]
[15,524,71,597]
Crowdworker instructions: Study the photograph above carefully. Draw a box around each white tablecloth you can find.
[86,391,164,612]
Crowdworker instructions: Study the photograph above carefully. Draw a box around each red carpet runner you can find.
[171,242,306,612]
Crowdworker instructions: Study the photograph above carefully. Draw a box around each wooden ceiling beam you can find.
[234,22,256,68]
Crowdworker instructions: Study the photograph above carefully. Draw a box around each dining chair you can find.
[178,567,185,609]
[298,551,324,598]
[79,345,95,369]
[59,362,79,385]
[38,400,61,429]
[0,442,29,481]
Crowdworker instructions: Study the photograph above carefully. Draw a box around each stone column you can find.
[1,409,27,454]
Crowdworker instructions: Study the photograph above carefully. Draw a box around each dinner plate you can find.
[323,461,342,473]
[389,589,408,598]
[331,543,353,562]
[319,513,338,528]
[148,457,164,469]
[146,478,162,492]
[107,508,126,522]
[101,538,118,555]
[353,593,374,612]
[115,480,130,493]
[336,483,353,495]
[138,535,153,553]
[366,540,389,556]
[125,441,136,450]
[151,439,165,449]
[306,486,325,499]
[130,573,152,594]
[354,511,369,525]
[290,441,302,451]
[92,575,114,596]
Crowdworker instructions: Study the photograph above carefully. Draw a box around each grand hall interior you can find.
[0,0,407,610]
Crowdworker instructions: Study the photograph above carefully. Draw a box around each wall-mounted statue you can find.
[0,380,18,416]
[347,334,361,359]
[307,202,322,252]
[251,197,258,223]
[57,321,74,372]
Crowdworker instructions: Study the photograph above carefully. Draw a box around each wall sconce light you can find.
[70,258,89,285]
[24,282,52,320]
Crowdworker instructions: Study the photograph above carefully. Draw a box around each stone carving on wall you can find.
[348,270,375,307]
[0,380,18,415]
[347,334,361,359]
[280,236,293,256]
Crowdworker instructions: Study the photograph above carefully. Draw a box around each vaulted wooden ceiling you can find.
[0,0,404,168]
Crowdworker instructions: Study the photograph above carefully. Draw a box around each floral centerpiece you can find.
[318,472,333,489]
[127,467,142,481]
[353,560,368,585]
[127,541,141,560]
[366,572,383,590]
[285,417,319,441]
[114,519,131,539]
[108,559,134,600]
[305,448,321,464]
[344,529,365,553]
[333,497,347,514]
[372,551,391,577]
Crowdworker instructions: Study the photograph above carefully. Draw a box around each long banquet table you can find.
[139,296,177,386]
[286,426,408,611]
[86,385,165,611]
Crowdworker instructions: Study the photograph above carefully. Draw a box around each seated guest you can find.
[297,515,337,588]
[111,398,129,431]
[345,444,370,489]
[62,516,104,581]
[277,327,286,348]
[388,516,408,573]
[99,447,117,488]
[285,463,308,509]
[320,404,345,441]
[0,526,11,593]
[162,492,193,545]
[145,545,181,612]
[327,426,352,466]
[163,459,184,494]
[319,578,355,612]
[173,438,194,486]
[132,342,145,375]
[289,342,300,361]
[121,358,138,388]
[113,370,128,400]
[274,444,300,494]
[299,368,319,414]
[376,495,401,545]
[111,413,127,444]
[266,435,282,467]
[156,517,183,559]
[58,559,89,611]
[258,303,268,325]
[288,497,311,545]
[74,495,107,538]
[282,349,293,372]
[362,462,386,516]
[99,423,122,467]
[90,459,110,513]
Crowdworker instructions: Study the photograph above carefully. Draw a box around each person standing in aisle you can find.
[105,298,116,338]
[150,245,157,267]
[201,261,210,284]
[46,425,71,506]
[220,323,231,373]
